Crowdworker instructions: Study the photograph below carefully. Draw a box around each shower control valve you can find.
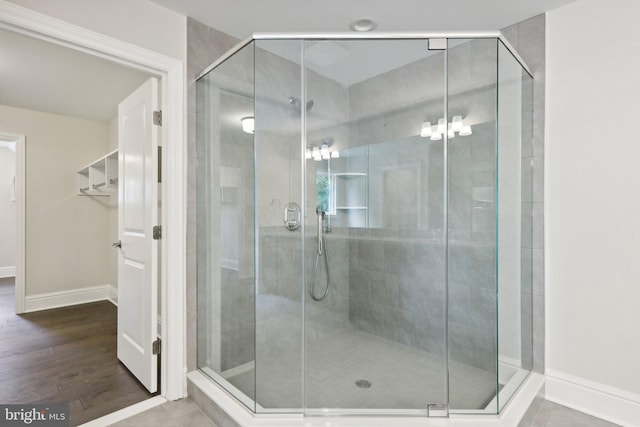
[284,202,301,231]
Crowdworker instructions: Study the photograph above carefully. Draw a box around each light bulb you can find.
[320,144,330,160]
[452,115,463,132]
[437,118,446,134]
[305,149,312,159]
[241,116,254,134]
[459,125,472,136]
[420,121,432,137]
[448,128,455,139]
[330,151,340,159]
[430,132,442,141]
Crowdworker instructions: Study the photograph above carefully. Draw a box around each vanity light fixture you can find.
[420,115,472,140]
[420,121,432,137]
[451,115,463,132]
[459,125,473,136]
[306,138,339,161]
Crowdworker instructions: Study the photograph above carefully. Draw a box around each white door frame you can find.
[0,1,187,400]
[0,133,25,313]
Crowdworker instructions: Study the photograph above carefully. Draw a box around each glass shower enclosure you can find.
[196,33,533,417]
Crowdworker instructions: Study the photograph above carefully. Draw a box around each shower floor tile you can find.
[226,327,496,411]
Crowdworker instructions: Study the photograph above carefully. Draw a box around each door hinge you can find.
[427,403,448,417]
[153,110,162,126]
[152,339,161,355]
[153,225,162,240]
[157,146,162,183]
[428,38,447,51]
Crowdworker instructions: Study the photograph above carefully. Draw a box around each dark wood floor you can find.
[0,277,154,426]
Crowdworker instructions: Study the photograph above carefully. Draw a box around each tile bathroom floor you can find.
[224,327,497,410]
[112,398,621,427]
[520,400,621,427]
[109,399,216,427]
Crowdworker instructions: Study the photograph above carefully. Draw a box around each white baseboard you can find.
[25,284,114,312]
[0,266,16,278]
[26,284,163,345]
[107,285,118,306]
[546,369,640,427]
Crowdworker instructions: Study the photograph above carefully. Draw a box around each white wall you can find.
[0,147,16,274]
[0,104,112,296]
[546,0,640,410]
[5,0,186,61]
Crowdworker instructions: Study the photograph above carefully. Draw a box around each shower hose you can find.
[310,208,330,301]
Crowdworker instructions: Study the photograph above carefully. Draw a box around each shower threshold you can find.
[188,369,544,426]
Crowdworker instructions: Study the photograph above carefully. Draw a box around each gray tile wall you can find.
[502,14,545,373]
[344,38,500,374]
[348,236,449,355]
[187,18,240,372]
[348,234,497,373]
[258,229,351,341]
[220,270,255,370]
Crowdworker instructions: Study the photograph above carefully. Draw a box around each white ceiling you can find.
[0,28,152,123]
[150,0,577,40]
[0,1,578,123]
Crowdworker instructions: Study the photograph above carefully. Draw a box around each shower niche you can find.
[316,144,368,228]
[196,34,533,418]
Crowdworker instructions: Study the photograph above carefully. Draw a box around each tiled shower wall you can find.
[343,38,501,374]
[502,14,545,373]
[187,18,240,372]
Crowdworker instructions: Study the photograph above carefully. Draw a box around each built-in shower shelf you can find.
[77,149,118,196]
[334,172,367,178]
[334,172,367,223]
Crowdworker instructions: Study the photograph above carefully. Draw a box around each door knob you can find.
[112,240,122,249]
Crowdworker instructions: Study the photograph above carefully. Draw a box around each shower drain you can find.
[355,379,372,389]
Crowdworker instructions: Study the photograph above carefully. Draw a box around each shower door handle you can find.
[284,202,301,231]
[316,208,325,256]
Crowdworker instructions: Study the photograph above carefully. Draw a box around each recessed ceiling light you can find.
[349,17,377,32]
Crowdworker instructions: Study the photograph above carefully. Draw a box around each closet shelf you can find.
[77,149,118,196]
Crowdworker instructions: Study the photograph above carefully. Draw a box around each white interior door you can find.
[117,77,159,393]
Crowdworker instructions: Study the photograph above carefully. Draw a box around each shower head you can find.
[288,96,314,112]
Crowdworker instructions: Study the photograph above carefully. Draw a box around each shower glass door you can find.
[253,39,305,412]
[197,34,532,417]
[196,41,257,411]
[302,39,448,414]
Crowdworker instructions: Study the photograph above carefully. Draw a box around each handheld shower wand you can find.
[310,208,330,301]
